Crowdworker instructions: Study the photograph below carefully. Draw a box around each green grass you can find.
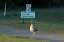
[0,34,50,42]
[0,11,64,34]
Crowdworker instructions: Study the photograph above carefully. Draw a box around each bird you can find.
[30,20,38,36]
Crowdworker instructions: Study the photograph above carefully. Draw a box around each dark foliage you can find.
[0,0,64,10]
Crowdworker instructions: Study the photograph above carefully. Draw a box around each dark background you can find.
[0,0,64,10]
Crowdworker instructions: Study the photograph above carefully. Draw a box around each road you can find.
[0,8,64,15]
[0,25,64,42]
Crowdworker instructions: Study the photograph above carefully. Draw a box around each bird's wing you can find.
[34,27,38,32]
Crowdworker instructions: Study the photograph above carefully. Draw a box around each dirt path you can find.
[0,25,64,42]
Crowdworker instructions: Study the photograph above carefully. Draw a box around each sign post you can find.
[21,4,35,23]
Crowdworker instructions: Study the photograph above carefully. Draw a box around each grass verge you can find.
[0,34,50,42]
[0,11,64,34]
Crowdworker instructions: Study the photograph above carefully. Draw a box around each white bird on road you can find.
[30,20,38,36]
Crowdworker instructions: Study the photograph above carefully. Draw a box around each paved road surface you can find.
[0,8,64,15]
[0,25,64,42]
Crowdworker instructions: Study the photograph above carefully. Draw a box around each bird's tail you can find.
[36,30,39,32]
[35,29,39,32]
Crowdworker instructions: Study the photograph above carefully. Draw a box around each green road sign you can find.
[21,12,35,18]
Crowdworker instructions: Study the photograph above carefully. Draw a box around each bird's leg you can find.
[32,32,35,36]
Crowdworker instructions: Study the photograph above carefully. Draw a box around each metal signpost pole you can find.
[22,18,24,23]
